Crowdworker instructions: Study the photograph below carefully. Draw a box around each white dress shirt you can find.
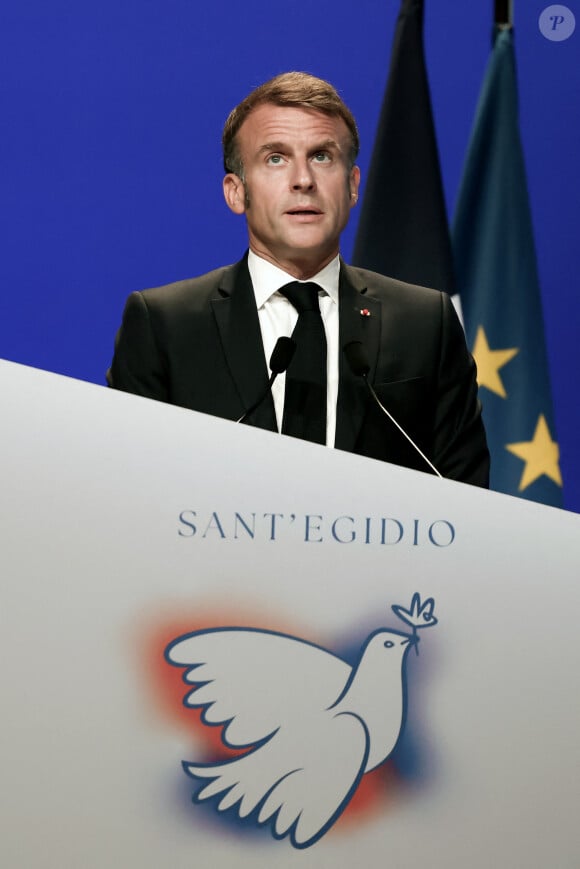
[247,250,340,447]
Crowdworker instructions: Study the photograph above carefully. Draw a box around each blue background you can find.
[1,1,578,511]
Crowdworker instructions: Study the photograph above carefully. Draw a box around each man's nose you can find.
[291,159,316,191]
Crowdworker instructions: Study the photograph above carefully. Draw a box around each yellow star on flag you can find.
[472,326,519,398]
[506,414,563,491]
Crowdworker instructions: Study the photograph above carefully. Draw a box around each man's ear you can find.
[349,165,361,207]
[223,173,246,215]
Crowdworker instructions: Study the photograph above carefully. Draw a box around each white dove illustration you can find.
[165,619,424,849]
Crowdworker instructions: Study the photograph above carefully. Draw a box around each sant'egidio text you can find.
[177,511,455,547]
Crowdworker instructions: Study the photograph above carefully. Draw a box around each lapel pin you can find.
[360,308,371,317]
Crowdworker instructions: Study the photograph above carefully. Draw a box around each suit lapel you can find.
[335,263,382,451]
[209,257,380,444]
[210,256,277,432]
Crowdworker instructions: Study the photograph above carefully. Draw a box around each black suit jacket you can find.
[107,256,489,486]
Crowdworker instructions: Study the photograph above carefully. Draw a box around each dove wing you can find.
[166,628,351,747]
[257,709,369,848]
[187,707,369,848]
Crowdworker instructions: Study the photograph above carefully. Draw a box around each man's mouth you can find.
[286,208,323,216]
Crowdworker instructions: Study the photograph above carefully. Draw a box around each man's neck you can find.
[248,244,339,281]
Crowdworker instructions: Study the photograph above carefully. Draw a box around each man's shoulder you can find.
[342,263,445,308]
[137,262,237,309]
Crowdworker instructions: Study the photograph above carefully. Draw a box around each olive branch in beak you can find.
[392,592,438,654]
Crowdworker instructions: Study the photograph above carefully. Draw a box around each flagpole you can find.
[495,0,513,26]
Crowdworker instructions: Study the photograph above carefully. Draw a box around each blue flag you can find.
[452,27,562,507]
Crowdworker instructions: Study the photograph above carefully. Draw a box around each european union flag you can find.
[352,0,454,294]
[452,26,562,507]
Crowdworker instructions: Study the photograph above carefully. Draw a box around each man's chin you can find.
[276,245,339,278]
[279,229,339,258]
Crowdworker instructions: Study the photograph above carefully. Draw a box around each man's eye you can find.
[267,154,284,165]
[313,152,331,163]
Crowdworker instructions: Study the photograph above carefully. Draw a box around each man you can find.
[108,72,489,486]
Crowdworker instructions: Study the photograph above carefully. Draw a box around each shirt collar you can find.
[248,250,340,308]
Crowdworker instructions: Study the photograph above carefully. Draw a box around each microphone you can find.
[343,341,442,478]
[237,337,296,424]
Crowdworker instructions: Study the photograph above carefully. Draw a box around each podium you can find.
[1,359,579,868]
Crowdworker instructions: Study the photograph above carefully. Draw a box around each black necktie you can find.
[278,281,327,445]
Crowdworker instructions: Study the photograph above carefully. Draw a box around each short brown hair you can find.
[222,71,360,177]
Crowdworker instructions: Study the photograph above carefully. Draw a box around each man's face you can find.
[223,104,360,278]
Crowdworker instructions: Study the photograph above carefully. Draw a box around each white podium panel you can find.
[1,359,579,868]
